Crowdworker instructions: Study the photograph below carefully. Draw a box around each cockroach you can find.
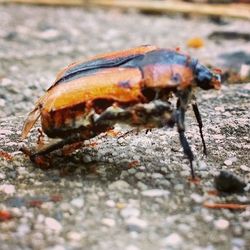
[21,45,221,178]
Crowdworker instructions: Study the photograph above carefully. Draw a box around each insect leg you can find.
[176,106,195,178]
[29,132,91,161]
[192,102,207,155]
[117,129,139,139]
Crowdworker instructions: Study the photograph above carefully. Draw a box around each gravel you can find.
[0,4,250,250]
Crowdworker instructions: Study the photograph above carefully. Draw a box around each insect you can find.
[21,45,221,178]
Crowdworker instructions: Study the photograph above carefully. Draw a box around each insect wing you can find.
[43,67,144,112]
[53,45,157,86]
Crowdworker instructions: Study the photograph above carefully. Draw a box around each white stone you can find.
[17,167,29,175]
[1,78,12,86]
[67,231,82,241]
[240,64,250,79]
[44,217,62,232]
[190,193,204,204]
[214,106,225,112]
[135,172,145,180]
[17,224,30,236]
[48,245,65,250]
[242,221,250,230]
[71,198,84,208]
[214,219,229,230]
[37,29,60,40]
[0,173,6,180]
[162,233,183,247]
[101,218,116,227]
[224,112,231,117]
[141,189,169,197]
[224,157,237,166]
[213,134,225,140]
[125,245,139,250]
[121,207,140,218]
[109,180,130,190]
[0,184,16,195]
[240,165,250,172]
[244,183,250,192]
[199,161,208,171]
[151,173,164,179]
[0,98,5,107]
[105,200,116,208]
[125,217,148,229]
[37,214,45,223]
[224,159,233,166]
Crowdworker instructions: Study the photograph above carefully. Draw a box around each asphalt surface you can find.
[0,4,250,250]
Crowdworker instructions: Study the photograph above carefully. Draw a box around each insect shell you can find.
[21,45,221,178]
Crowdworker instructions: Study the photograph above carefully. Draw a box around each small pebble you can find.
[199,161,208,171]
[0,173,6,180]
[141,189,169,197]
[44,217,62,232]
[17,224,30,236]
[109,180,130,190]
[37,29,60,41]
[137,181,148,191]
[174,184,184,191]
[213,135,225,140]
[242,221,250,230]
[232,226,243,237]
[125,245,139,250]
[116,202,126,209]
[125,217,148,232]
[223,112,231,117]
[105,200,115,208]
[135,172,145,180]
[214,106,225,112]
[240,64,250,79]
[1,78,12,86]
[67,231,82,241]
[224,159,232,166]
[128,168,137,175]
[101,218,116,227]
[162,233,183,247]
[178,223,191,234]
[224,157,237,166]
[82,155,92,163]
[214,219,229,230]
[244,183,250,192]
[70,198,84,209]
[214,171,246,193]
[151,173,164,179]
[236,195,248,203]
[240,165,250,172]
[232,238,245,248]
[48,245,65,250]
[17,167,29,176]
[121,207,140,218]
[0,184,16,195]
[0,98,6,107]
[190,193,204,204]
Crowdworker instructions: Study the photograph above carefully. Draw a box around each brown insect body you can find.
[21,45,221,178]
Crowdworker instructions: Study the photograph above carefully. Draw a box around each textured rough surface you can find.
[0,4,250,250]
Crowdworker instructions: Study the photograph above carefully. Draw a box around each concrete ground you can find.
[0,4,249,250]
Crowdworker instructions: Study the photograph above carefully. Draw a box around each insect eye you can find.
[171,73,182,84]
[195,64,213,90]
